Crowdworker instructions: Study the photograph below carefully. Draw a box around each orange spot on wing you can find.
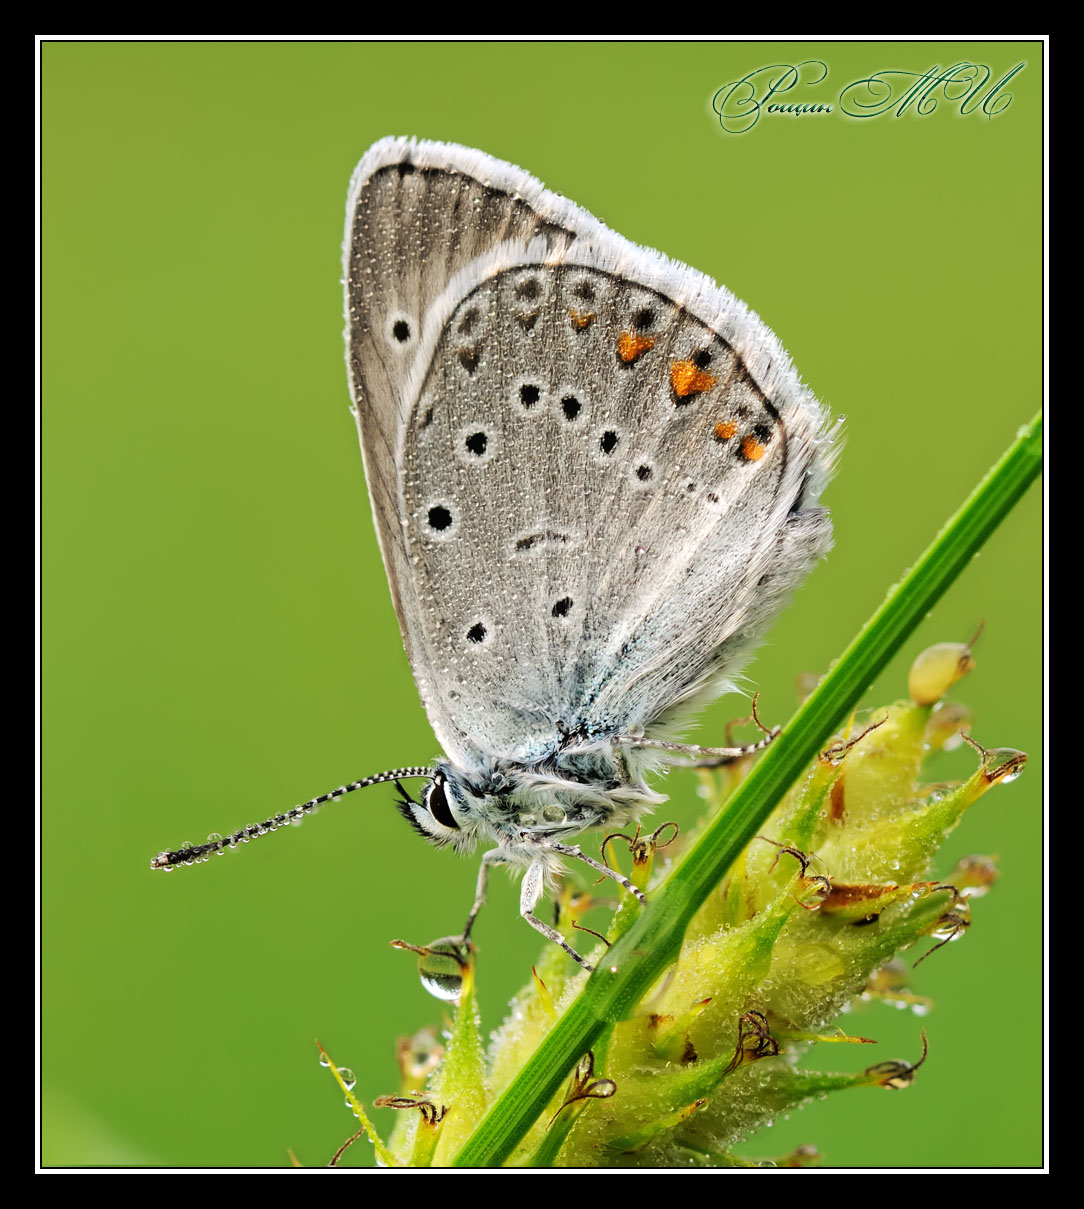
[714,419,737,441]
[741,436,766,462]
[618,331,655,362]
[670,360,717,398]
[569,309,596,330]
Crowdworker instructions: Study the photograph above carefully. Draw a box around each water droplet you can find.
[411,937,470,1002]
[953,854,998,895]
[926,701,973,751]
[542,805,566,824]
[339,1067,357,1091]
[985,750,1026,784]
[931,918,966,941]
[518,813,539,828]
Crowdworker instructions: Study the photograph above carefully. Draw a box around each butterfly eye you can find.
[425,779,459,830]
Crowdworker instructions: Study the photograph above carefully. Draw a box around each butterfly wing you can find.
[344,139,833,768]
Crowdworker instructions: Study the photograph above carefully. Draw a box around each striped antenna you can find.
[151,766,436,869]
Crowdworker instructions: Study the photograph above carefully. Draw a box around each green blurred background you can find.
[42,41,1043,1168]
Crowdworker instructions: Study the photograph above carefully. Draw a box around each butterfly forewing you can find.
[344,139,832,768]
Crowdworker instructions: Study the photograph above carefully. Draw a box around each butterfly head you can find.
[394,770,473,849]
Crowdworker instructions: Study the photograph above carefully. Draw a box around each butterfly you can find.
[153,138,835,971]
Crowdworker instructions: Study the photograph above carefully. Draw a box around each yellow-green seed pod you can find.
[908,625,982,705]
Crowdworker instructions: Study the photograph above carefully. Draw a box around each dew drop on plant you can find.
[926,701,972,750]
[984,750,1026,784]
[338,1067,357,1090]
[953,854,998,895]
[415,938,470,1002]
[931,919,965,941]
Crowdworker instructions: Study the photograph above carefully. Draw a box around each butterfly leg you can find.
[543,841,648,905]
[617,728,780,767]
[461,848,507,944]
[617,693,780,767]
[520,859,594,971]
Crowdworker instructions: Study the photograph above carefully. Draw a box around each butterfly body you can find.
[403,743,660,853]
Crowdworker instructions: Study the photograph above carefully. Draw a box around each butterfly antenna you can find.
[151,766,436,869]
